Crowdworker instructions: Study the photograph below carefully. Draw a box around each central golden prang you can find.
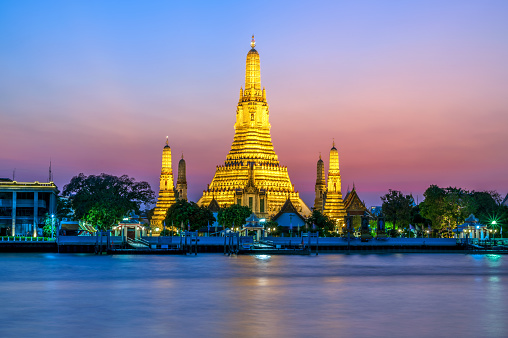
[197,36,311,218]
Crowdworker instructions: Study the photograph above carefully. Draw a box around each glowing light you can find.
[196,37,310,218]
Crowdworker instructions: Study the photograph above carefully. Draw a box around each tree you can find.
[305,210,335,235]
[217,204,251,229]
[381,190,414,230]
[63,173,155,230]
[145,208,155,225]
[164,200,216,232]
[420,185,447,231]
[164,199,197,230]
[467,191,500,223]
[56,197,73,220]
[42,214,57,238]
[411,205,430,237]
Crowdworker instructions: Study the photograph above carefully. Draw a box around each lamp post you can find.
[51,214,54,239]
[491,221,497,241]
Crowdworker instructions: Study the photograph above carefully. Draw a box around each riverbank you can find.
[1,235,507,255]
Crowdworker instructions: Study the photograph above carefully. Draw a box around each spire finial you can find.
[333,138,335,148]
[319,152,321,160]
[165,136,169,146]
[181,152,184,160]
[251,35,255,49]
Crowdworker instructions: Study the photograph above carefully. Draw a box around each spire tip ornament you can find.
[251,35,256,49]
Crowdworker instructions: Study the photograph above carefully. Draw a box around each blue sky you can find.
[1,0,508,207]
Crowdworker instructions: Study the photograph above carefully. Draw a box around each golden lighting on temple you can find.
[322,141,346,221]
[197,36,311,218]
[151,138,176,228]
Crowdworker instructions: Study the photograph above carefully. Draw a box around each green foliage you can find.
[264,220,284,236]
[420,185,447,230]
[42,214,57,237]
[381,190,414,230]
[63,173,155,230]
[466,191,500,223]
[84,204,123,231]
[159,229,178,236]
[420,185,505,232]
[145,208,155,225]
[264,220,279,230]
[305,210,335,234]
[56,197,73,220]
[164,199,216,231]
[217,204,251,229]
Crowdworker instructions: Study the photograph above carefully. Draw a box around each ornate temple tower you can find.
[313,154,326,212]
[151,137,176,228]
[323,141,346,225]
[198,36,311,218]
[176,154,187,201]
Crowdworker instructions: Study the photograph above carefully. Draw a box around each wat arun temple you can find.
[197,36,311,219]
[151,37,368,229]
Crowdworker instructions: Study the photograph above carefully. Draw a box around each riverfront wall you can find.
[1,236,506,254]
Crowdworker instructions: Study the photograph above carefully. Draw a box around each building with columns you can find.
[197,36,311,218]
[0,179,58,236]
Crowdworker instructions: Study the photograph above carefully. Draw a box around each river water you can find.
[0,253,507,337]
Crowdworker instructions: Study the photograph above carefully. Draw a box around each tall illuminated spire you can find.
[323,141,346,226]
[230,36,274,161]
[151,137,176,229]
[198,37,311,218]
[245,35,261,92]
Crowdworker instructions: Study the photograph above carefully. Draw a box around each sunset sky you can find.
[1,0,508,208]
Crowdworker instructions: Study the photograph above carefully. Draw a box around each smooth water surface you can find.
[0,253,507,337]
